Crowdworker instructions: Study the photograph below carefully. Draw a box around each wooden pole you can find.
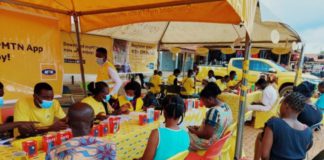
[294,44,305,86]
[72,14,87,96]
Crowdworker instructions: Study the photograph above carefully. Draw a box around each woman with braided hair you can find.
[141,95,189,160]
[254,92,313,160]
[188,82,233,151]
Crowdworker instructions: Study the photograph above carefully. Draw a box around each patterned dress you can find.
[49,136,116,160]
[189,103,233,151]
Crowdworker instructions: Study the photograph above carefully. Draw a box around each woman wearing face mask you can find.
[95,47,122,96]
[82,82,114,121]
[113,80,143,114]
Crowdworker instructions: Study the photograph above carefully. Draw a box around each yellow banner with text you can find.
[0,8,63,101]
[61,32,113,74]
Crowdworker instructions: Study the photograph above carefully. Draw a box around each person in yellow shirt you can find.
[167,69,181,86]
[0,82,36,135]
[112,80,143,114]
[150,71,163,94]
[14,83,67,137]
[181,69,198,98]
[82,82,114,121]
[227,71,241,90]
[96,47,122,96]
[216,75,230,92]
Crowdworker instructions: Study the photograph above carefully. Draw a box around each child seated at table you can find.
[82,82,114,121]
[112,80,143,114]
[49,102,116,159]
[254,92,313,160]
[141,95,190,160]
[188,82,233,151]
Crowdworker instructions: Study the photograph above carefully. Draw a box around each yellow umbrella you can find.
[250,48,260,55]
[170,47,181,54]
[196,47,209,56]
[221,48,236,54]
[272,47,290,55]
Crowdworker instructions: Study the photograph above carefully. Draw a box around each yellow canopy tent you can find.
[0,1,258,159]
[0,0,258,94]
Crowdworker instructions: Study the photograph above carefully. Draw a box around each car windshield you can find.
[271,61,287,72]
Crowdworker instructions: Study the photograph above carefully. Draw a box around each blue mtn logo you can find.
[42,69,56,75]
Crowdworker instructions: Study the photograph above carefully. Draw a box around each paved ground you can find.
[243,125,324,159]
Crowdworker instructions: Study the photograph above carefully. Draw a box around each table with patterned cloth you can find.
[0,107,207,160]
[218,91,262,121]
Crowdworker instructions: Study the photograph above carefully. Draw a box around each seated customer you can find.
[82,82,114,121]
[227,71,241,90]
[142,95,189,160]
[0,82,37,135]
[188,82,233,151]
[167,69,181,86]
[113,80,143,114]
[216,75,230,92]
[180,69,197,98]
[254,92,312,160]
[315,81,324,113]
[247,78,278,111]
[149,71,162,95]
[206,70,216,83]
[49,102,116,159]
[294,81,323,127]
[14,83,67,137]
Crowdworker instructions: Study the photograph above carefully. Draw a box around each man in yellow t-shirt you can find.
[96,47,122,96]
[150,71,162,94]
[216,75,230,92]
[167,69,181,86]
[227,71,241,89]
[180,69,197,98]
[14,83,67,137]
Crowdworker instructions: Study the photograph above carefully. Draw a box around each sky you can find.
[260,0,324,54]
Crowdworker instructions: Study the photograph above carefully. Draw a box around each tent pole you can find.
[157,22,170,71]
[72,14,87,96]
[157,44,161,71]
[294,43,305,86]
[234,32,251,160]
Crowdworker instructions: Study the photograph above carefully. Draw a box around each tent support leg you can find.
[294,44,305,87]
[73,14,87,96]
[234,32,251,160]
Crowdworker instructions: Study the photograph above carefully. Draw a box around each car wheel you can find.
[279,85,294,97]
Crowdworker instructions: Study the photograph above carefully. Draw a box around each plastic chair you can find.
[254,97,281,129]
[185,132,232,160]
[168,150,189,160]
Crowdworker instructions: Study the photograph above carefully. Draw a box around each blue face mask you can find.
[234,75,238,81]
[0,97,3,107]
[104,94,111,103]
[126,95,134,101]
[40,100,53,109]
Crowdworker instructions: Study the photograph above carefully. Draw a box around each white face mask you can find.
[96,58,105,65]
